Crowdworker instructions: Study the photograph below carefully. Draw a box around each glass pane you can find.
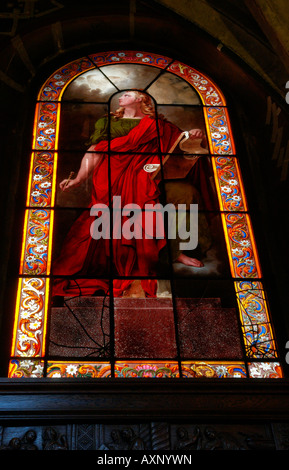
[58,102,108,151]
[34,102,59,151]
[27,151,55,208]
[115,361,179,378]
[21,208,52,276]
[181,362,247,378]
[47,361,111,378]
[212,156,247,212]
[235,281,277,359]
[99,64,161,90]
[222,213,262,279]
[62,68,118,102]
[8,359,45,378]
[55,151,108,209]
[165,208,230,279]
[48,295,111,358]
[51,208,111,289]
[157,105,207,141]
[11,277,49,358]
[248,362,283,378]
[173,279,243,360]
[114,286,177,358]
[147,71,201,105]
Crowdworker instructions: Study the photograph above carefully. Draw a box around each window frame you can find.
[8,50,282,380]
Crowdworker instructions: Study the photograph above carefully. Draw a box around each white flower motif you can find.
[40,182,51,188]
[44,128,54,135]
[55,81,65,86]
[34,312,43,320]
[142,57,150,62]
[32,190,41,196]
[244,259,254,266]
[29,321,41,330]
[232,195,241,201]
[33,174,44,181]
[221,186,232,193]
[136,53,143,57]
[240,240,251,247]
[19,360,34,368]
[19,332,30,342]
[26,300,38,311]
[111,56,120,61]
[34,244,47,253]
[66,364,78,376]
[26,255,36,262]
[221,140,230,146]
[215,366,227,376]
[249,367,261,377]
[218,126,228,132]
[198,86,206,90]
[28,236,37,243]
[118,52,126,57]
[211,132,222,139]
[37,136,45,141]
[33,363,44,375]
[54,74,63,79]
[232,248,243,256]
[228,179,238,186]
[38,122,47,128]
[20,310,33,319]
[260,363,274,371]
[200,79,208,84]
[44,87,52,91]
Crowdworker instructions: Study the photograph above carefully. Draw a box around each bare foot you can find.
[176,253,204,267]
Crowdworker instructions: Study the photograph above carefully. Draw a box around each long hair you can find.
[111,90,156,119]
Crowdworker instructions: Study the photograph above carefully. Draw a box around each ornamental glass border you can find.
[9,50,282,379]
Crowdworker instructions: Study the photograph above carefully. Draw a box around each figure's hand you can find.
[59,178,80,192]
[188,128,203,140]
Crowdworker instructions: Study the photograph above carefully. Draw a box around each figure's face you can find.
[118,91,140,107]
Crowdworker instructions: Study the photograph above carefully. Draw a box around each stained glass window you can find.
[8,51,283,380]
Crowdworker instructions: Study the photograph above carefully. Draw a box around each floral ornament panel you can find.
[248,362,283,378]
[21,209,51,276]
[33,102,60,151]
[89,50,172,69]
[38,57,95,101]
[11,277,49,357]
[181,362,247,378]
[235,281,277,359]
[204,107,235,155]
[8,359,44,378]
[222,212,262,279]
[168,61,225,106]
[47,362,111,378]
[27,152,55,207]
[115,362,179,378]
[212,156,247,211]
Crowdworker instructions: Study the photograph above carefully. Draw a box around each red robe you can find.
[52,115,182,297]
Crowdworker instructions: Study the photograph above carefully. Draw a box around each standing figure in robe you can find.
[52,90,211,298]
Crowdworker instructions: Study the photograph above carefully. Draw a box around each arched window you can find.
[9,51,283,379]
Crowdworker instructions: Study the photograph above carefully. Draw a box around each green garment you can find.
[87,116,141,146]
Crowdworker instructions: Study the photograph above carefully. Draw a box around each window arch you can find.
[9,50,283,379]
